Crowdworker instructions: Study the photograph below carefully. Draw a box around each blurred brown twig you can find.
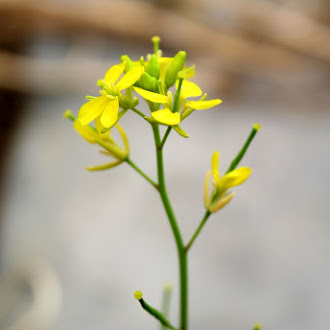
[181,0,330,63]
[0,0,328,94]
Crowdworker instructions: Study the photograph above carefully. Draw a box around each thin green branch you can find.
[136,297,179,330]
[125,158,158,190]
[172,78,183,113]
[131,107,147,119]
[158,77,184,150]
[185,211,211,252]
[226,123,260,173]
[159,127,172,149]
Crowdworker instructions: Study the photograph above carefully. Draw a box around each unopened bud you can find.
[253,323,262,330]
[134,291,143,300]
[121,55,136,72]
[165,51,186,88]
[140,72,158,92]
[254,123,261,131]
[146,54,160,79]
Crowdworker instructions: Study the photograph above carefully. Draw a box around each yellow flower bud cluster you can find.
[77,36,222,133]
[65,36,224,170]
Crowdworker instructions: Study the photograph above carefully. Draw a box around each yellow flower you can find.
[133,80,221,126]
[73,119,129,171]
[204,151,251,213]
[78,63,144,129]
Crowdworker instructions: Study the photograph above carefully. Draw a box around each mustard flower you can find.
[73,118,129,171]
[78,63,144,130]
[133,80,221,127]
[204,151,251,213]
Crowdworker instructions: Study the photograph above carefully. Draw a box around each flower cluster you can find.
[66,36,222,170]
[65,36,256,211]
[79,36,222,133]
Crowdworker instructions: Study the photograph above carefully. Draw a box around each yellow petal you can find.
[211,151,220,182]
[73,120,98,143]
[104,63,126,84]
[158,57,172,81]
[186,99,222,110]
[93,137,127,160]
[78,96,107,125]
[86,160,122,171]
[100,97,119,128]
[133,87,169,103]
[116,65,144,91]
[158,57,172,64]
[178,65,195,79]
[209,192,235,213]
[179,80,202,98]
[217,167,252,190]
[95,116,104,134]
[151,108,181,125]
[115,123,129,153]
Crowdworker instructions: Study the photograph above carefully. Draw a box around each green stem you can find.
[159,127,172,149]
[185,211,211,252]
[226,123,260,173]
[125,158,159,190]
[138,298,178,330]
[131,107,146,119]
[172,78,183,113]
[159,77,184,149]
[152,124,188,330]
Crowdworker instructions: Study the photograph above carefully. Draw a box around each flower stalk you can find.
[152,124,188,330]
[65,36,260,330]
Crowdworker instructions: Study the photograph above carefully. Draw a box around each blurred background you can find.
[0,0,329,329]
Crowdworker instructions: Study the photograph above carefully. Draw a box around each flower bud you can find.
[146,54,160,79]
[253,323,262,330]
[140,72,159,92]
[165,51,186,88]
[121,55,136,72]
[134,291,143,300]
